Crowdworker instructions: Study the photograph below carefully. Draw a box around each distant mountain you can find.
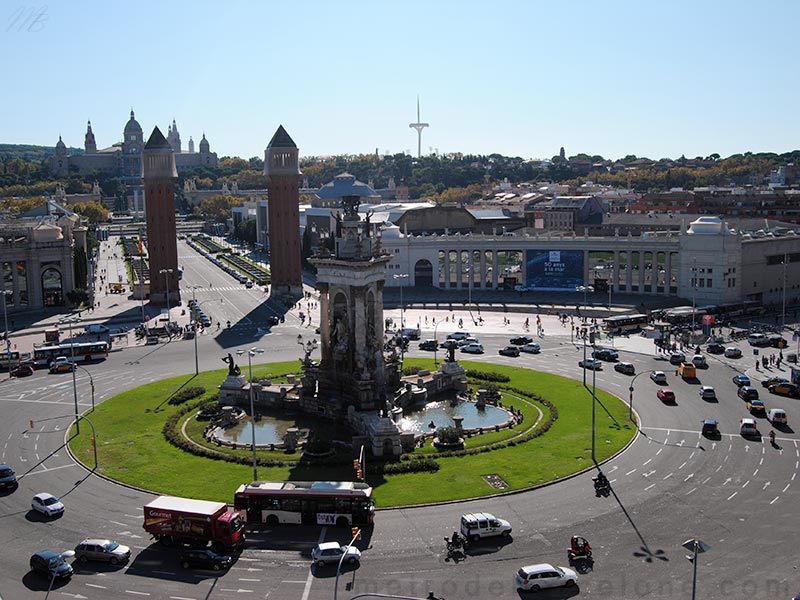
[0,144,83,161]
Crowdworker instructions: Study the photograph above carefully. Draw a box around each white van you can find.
[748,333,769,347]
[767,408,787,425]
[460,512,512,541]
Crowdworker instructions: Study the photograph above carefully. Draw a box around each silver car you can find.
[74,539,131,565]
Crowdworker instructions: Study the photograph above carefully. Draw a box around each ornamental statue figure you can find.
[222,353,241,376]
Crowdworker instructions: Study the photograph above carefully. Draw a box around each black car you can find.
[499,346,521,357]
[701,419,720,438]
[179,548,233,571]
[11,364,34,377]
[737,386,759,401]
[266,315,281,326]
[419,339,439,351]
[30,550,73,580]
[510,335,533,345]
[706,343,725,354]
[592,348,619,361]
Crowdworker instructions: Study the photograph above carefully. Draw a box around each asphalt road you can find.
[1,238,798,599]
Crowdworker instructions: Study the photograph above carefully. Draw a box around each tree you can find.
[199,194,241,222]
[72,201,109,223]
[73,247,87,289]
[234,218,256,244]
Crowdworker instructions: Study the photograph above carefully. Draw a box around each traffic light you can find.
[351,527,361,541]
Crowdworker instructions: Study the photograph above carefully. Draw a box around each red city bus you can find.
[234,481,374,527]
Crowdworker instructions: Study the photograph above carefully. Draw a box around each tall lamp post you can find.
[433,319,442,366]
[58,315,82,434]
[74,364,96,412]
[682,538,711,600]
[159,268,173,329]
[576,285,594,311]
[247,347,263,481]
[393,274,408,328]
[190,286,201,375]
[2,290,11,367]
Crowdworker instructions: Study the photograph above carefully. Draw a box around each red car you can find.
[11,364,34,377]
[657,388,676,403]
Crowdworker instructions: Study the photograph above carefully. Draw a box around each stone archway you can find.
[42,268,64,307]
[414,259,433,287]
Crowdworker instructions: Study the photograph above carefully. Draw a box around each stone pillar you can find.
[612,250,620,293]
[455,252,463,289]
[479,251,486,289]
[319,283,331,362]
[625,251,633,291]
[583,249,590,285]
[664,251,672,295]
[444,251,451,289]
[638,251,646,292]
[491,251,499,288]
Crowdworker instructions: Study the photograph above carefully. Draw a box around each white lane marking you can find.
[110,520,128,527]
[86,583,107,589]
[685,487,697,495]
[678,461,687,469]
[656,448,663,456]
[169,597,197,600]
[770,496,780,505]
[644,483,656,491]
[715,465,723,472]
[663,473,673,480]
[763,482,771,490]
[753,469,759,477]
[301,526,328,600]
[702,477,711,484]
[783,483,791,492]
[125,591,151,596]
[152,570,175,576]
[742,481,749,488]
[626,469,637,476]
[642,458,652,466]
[239,578,261,582]
[684,473,694,482]
[727,492,738,500]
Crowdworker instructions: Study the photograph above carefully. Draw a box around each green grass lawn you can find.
[68,359,635,507]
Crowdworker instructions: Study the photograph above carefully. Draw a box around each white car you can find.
[516,563,577,592]
[692,354,707,368]
[520,343,541,354]
[740,418,758,437]
[457,336,480,347]
[650,371,667,384]
[446,331,471,341]
[460,342,485,354]
[461,512,512,541]
[311,542,361,567]
[699,386,716,400]
[724,347,742,358]
[579,358,602,370]
[31,492,65,517]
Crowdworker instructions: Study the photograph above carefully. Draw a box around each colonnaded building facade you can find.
[379,216,800,309]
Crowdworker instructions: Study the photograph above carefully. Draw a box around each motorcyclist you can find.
[769,430,776,443]
[451,531,461,547]
[595,471,609,489]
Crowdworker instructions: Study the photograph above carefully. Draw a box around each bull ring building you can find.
[379,216,800,309]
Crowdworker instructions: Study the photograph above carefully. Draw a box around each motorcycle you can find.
[567,535,592,562]
[593,476,610,497]
[444,533,468,555]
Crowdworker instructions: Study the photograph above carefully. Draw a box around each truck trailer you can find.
[143,496,245,551]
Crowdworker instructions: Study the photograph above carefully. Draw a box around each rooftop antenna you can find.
[408,96,429,158]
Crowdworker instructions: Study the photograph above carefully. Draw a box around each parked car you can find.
[732,374,751,387]
[179,548,233,571]
[762,376,789,389]
[724,347,742,358]
[747,399,767,416]
[245,280,254,288]
[748,332,770,347]
[657,388,676,403]
[11,364,34,377]
[738,386,759,401]
[499,346,520,357]
[691,354,707,368]
[516,563,577,592]
[401,327,421,340]
[460,343,484,354]
[48,356,74,374]
[311,542,361,567]
[418,339,438,351]
[85,324,110,334]
[740,418,759,437]
[669,352,686,365]
[579,358,602,370]
[510,335,533,345]
[769,335,788,348]
[614,362,635,375]
[592,348,619,361]
[513,284,530,292]
[706,343,725,354]
[457,336,480,347]
[519,342,541,354]
[701,419,720,437]
[769,382,800,397]
[460,512,512,541]
[650,371,667,384]
[699,386,716,400]
[29,550,73,580]
[74,539,131,565]
[31,492,64,517]
[0,463,17,489]
[265,315,281,326]
[767,408,788,425]
[446,331,471,341]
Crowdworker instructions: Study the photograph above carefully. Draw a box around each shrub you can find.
[436,426,462,444]
[465,369,510,383]
[168,386,206,406]
[379,458,439,475]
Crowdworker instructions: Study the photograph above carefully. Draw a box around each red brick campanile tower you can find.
[264,125,303,299]
[142,126,180,305]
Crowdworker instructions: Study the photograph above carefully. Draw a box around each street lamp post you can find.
[576,285,594,311]
[682,538,711,600]
[247,348,263,481]
[433,319,442,366]
[59,315,81,434]
[333,527,363,600]
[159,268,173,329]
[74,364,95,412]
[191,287,201,375]
[393,274,408,328]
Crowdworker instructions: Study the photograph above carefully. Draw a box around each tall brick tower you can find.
[142,126,180,305]
[264,125,303,299]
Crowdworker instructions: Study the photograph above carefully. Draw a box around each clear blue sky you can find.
[3,0,798,161]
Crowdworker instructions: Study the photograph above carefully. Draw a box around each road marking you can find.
[684,473,694,482]
[662,473,673,480]
[702,476,711,484]
[238,578,261,582]
[723,477,732,486]
[85,583,107,589]
[642,458,652,466]
[125,591,151,596]
[783,483,791,492]
[753,469,759,477]
[763,481,771,490]
[742,480,749,488]
[727,492,737,500]
[152,570,175,576]
[685,487,697,495]
[656,448,663,456]
[110,520,128,527]
[678,461,687,469]
[626,469,637,476]
[770,496,780,505]
[169,597,197,600]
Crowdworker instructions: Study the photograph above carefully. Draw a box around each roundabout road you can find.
[1,246,798,598]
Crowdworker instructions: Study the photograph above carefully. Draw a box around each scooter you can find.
[444,533,468,555]
[567,536,592,562]
[593,477,610,497]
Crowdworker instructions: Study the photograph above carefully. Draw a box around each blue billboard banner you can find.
[525,249,584,291]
